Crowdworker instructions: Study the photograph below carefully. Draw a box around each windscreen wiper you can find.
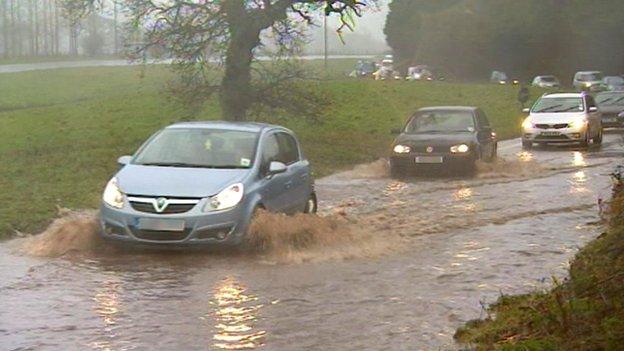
[139,162,210,168]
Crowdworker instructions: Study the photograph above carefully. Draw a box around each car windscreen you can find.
[604,76,624,85]
[579,73,603,81]
[133,128,258,169]
[405,110,475,133]
[597,92,624,106]
[532,97,584,113]
[540,76,556,82]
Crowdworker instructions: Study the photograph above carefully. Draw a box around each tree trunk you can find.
[1,0,8,58]
[220,28,260,121]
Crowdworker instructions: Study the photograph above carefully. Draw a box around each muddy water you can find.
[1,134,622,351]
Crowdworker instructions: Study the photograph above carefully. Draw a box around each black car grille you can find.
[130,228,191,241]
[130,202,196,214]
[535,123,569,129]
[535,134,569,140]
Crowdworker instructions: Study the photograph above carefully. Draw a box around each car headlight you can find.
[450,144,470,153]
[499,80,507,85]
[393,144,411,154]
[204,183,244,212]
[522,117,534,130]
[570,117,588,131]
[103,177,124,209]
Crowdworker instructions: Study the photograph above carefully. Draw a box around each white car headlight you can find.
[204,183,244,212]
[103,177,124,209]
[522,117,534,130]
[393,145,411,154]
[570,117,588,131]
[450,144,470,153]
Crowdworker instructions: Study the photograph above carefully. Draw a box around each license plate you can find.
[415,156,443,164]
[138,218,185,232]
[541,131,560,137]
[604,117,616,122]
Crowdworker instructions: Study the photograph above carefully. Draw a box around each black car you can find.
[390,107,498,176]
[596,91,624,128]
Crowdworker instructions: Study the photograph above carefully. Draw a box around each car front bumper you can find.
[390,152,476,169]
[99,200,253,247]
[522,127,587,143]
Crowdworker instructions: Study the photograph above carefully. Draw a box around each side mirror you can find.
[117,155,132,166]
[589,106,598,113]
[391,128,402,135]
[522,108,530,113]
[618,111,624,118]
[268,161,287,176]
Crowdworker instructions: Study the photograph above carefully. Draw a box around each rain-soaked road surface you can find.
[1,133,622,350]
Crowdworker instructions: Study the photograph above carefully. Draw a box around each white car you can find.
[573,71,605,92]
[522,93,603,149]
[532,75,560,88]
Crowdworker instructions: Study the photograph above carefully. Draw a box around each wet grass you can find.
[0,62,536,237]
[455,193,624,350]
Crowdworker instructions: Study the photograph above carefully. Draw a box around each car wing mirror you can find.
[619,111,624,118]
[268,161,287,176]
[522,108,530,113]
[589,106,599,113]
[117,155,132,166]
[391,128,402,135]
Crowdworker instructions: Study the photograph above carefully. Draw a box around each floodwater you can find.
[1,134,622,350]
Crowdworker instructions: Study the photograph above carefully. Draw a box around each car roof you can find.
[542,93,585,99]
[536,75,556,78]
[417,106,478,112]
[576,71,602,74]
[166,121,283,133]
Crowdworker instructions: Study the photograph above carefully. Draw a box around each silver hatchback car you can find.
[99,121,317,246]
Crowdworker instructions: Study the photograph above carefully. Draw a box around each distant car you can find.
[596,91,624,128]
[522,93,603,149]
[490,71,518,85]
[491,71,509,84]
[407,65,435,81]
[99,121,317,246]
[390,106,497,176]
[532,75,560,88]
[573,71,605,92]
[603,76,624,91]
[355,60,376,78]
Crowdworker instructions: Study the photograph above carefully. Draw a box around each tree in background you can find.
[126,0,376,121]
[385,0,624,81]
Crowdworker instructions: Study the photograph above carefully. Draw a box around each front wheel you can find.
[304,193,318,214]
[594,128,603,145]
[390,162,406,179]
[579,132,589,148]
[522,139,533,150]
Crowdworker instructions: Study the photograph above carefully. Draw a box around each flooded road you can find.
[1,134,622,350]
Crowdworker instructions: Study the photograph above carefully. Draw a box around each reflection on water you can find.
[572,151,586,167]
[453,187,473,201]
[211,278,266,350]
[517,151,534,162]
[570,170,588,194]
[91,280,123,351]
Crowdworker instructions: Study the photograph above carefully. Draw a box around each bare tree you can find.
[126,0,373,121]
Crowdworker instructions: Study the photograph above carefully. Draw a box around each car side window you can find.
[476,109,490,129]
[261,134,280,172]
[586,96,597,109]
[276,132,300,165]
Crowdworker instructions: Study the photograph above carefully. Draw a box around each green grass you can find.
[455,194,624,350]
[0,62,535,237]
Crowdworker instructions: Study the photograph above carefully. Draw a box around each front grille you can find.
[130,202,196,214]
[535,123,569,129]
[535,134,569,140]
[128,195,200,214]
[130,228,191,241]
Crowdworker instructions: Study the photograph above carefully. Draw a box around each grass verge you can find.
[455,191,624,350]
[0,62,535,237]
